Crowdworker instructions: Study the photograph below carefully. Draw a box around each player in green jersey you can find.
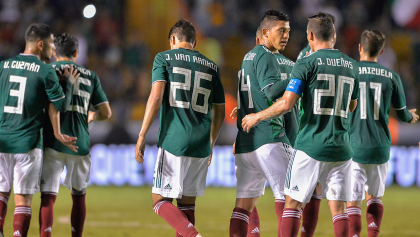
[242,13,359,237]
[38,33,111,237]
[0,23,77,237]
[346,29,418,237]
[134,19,225,237]
[229,10,294,237]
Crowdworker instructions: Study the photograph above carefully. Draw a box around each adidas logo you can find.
[368,222,377,228]
[187,223,193,228]
[71,227,76,232]
[164,184,172,190]
[292,185,299,191]
[251,227,260,233]
[301,226,305,232]
[41,179,45,185]
[13,230,22,236]
[44,227,52,232]
[352,235,359,237]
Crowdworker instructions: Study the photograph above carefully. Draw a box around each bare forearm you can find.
[139,96,162,138]
[210,111,224,147]
[48,103,61,137]
[257,99,289,122]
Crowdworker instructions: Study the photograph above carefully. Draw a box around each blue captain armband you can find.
[285,79,305,97]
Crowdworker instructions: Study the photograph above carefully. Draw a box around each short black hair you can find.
[25,23,53,43]
[360,29,386,57]
[256,25,262,38]
[260,9,289,31]
[316,12,335,23]
[168,19,196,44]
[54,33,79,58]
[307,13,335,42]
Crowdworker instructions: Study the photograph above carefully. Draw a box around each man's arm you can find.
[263,79,290,102]
[242,91,300,132]
[135,81,166,164]
[88,103,112,123]
[208,104,225,166]
[349,100,357,112]
[52,65,79,112]
[48,103,78,152]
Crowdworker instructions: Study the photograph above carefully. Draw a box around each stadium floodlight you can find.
[83,4,96,18]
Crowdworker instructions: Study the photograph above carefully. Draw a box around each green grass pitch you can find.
[3,185,420,236]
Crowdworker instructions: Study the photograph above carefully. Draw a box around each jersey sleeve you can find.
[91,74,108,106]
[351,64,360,100]
[290,59,310,84]
[255,52,281,91]
[44,67,65,102]
[152,53,168,84]
[391,74,408,110]
[212,70,225,104]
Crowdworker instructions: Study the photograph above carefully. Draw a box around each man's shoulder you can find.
[52,61,96,79]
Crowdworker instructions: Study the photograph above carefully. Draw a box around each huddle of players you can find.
[135,9,419,237]
[0,23,111,237]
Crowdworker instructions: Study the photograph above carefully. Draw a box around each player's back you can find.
[236,45,289,154]
[350,61,404,164]
[293,49,359,162]
[44,61,108,156]
[0,54,64,153]
[153,48,224,158]
[274,52,299,147]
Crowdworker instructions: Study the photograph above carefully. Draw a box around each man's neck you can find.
[23,47,41,58]
[312,41,334,52]
[260,40,276,52]
[359,54,378,62]
[56,56,74,62]
[174,42,194,50]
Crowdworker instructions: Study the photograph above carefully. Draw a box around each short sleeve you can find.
[290,59,310,84]
[212,70,225,104]
[152,53,168,84]
[255,52,281,91]
[91,74,108,106]
[391,74,408,110]
[351,64,360,100]
[44,67,65,102]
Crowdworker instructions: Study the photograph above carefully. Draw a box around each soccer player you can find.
[134,19,225,237]
[229,10,293,237]
[39,33,112,237]
[242,13,359,237]
[347,29,418,237]
[0,23,76,237]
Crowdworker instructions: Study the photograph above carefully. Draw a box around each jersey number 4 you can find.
[314,74,355,118]
[170,67,212,114]
[4,75,27,114]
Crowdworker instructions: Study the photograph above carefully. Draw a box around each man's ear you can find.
[262,28,269,38]
[359,43,362,53]
[73,49,79,58]
[192,40,197,49]
[379,48,385,56]
[37,40,44,50]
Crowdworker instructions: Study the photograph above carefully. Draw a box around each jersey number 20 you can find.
[314,74,355,118]
[170,67,212,114]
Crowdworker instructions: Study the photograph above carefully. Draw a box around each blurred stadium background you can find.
[1,0,420,236]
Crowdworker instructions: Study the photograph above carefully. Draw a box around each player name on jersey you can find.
[165,53,218,72]
[3,60,40,72]
[316,57,353,69]
[359,66,392,78]
[276,57,295,66]
[53,64,92,76]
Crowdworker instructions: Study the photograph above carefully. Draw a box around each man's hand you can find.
[242,113,261,133]
[55,133,78,153]
[409,109,419,124]
[135,135,146,164]
[57,64,80,84]
[230,107,237,119]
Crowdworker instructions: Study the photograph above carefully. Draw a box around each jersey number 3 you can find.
[4,75,27,114]
[170,67,212,114]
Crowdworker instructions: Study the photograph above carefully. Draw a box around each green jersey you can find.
[297,44,312,60]
[152,48,225,158]
[44,61,108,156]
[236,45,290,154]
[290,49,359,162]
[350,61,412,164]
[0,54,68,153]
[274,52,300,147]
